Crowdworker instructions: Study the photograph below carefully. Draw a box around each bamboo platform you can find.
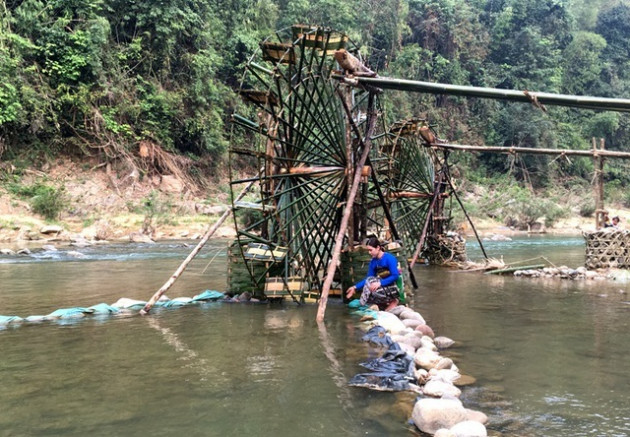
[584,229,630,269]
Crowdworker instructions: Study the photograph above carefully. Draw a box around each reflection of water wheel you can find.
[229,25,374,294]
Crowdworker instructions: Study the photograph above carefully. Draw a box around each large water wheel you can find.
[228,25,440,298]
[228,25,375,296]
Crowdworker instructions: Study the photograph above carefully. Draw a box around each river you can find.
[0,236,629,436]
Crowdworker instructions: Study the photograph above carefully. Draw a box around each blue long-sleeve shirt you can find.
[355,252,400,289]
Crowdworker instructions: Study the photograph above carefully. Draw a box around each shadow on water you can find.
[0,236,629,436]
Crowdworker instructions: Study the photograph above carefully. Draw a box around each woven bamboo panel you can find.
[584,229,630,269]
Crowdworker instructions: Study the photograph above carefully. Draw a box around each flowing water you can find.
[0,236,629,436]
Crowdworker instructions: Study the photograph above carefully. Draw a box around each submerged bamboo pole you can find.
[317,92,376,322]
[140,180,255,315]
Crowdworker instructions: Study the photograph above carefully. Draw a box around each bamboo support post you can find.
[317,92,376,322]
[446,170,488,260]
[592,138,606,229]
[140,180,255,315]
[345,87,355,250]
[410,171,444,268]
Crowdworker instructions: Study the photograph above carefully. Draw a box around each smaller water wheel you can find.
[381,118,438,254]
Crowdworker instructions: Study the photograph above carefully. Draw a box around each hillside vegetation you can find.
[2,0,630,236]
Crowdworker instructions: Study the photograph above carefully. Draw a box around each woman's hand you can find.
[345,285,356,299]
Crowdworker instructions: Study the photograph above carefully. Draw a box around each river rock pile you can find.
[513,265,607,280]
[355,305,488,436]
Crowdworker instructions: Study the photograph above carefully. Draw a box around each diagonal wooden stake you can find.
[140,180,255,315]
[317,92,377,322]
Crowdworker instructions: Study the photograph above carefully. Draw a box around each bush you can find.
[7,180,66,220]
[579,201,596,217]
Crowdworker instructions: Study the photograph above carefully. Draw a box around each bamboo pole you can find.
[139,180,255,315]
[344,87,355,250]
[594,138,606,229]
[335,75,630,113]
[409,172,444,268]
[599,138,605,212]
[431,142,630,158]
[317,92,376,322]
[445,167,488,260]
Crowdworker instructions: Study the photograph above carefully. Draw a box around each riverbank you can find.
[1,159,628,244]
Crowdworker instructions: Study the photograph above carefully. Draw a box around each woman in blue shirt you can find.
[345,237,400,311]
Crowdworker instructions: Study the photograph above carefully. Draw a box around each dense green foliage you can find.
[6,178,66,220]
[1,0,630,204]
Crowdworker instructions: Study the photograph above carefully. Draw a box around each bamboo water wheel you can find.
[228,25,454,299]
[381,118,438,251]
[228,25,379,297]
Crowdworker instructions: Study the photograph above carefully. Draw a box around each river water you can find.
[1,236,629,436]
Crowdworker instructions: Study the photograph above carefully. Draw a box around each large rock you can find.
[435,336,455,349]
[435,357,454,370]
[399,334,423,350]
[159,175,184,193]
[215,226,236,238]
[416,324,435,338]
[449,420,487,437]
[196,204,226,215]
[129,232,155,243]
[402,318,424,329]
[40,225,63,235]
[412,397,468,435]
[388,305,407,316]
[454,374,477,387]
[375,311,407,334]
[423,379,462,398]
[434,369,461,384]
[399,309,426,324]
[465,409,488,424]
[414,347,441,369]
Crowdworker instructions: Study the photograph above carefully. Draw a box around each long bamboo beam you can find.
[430,142,630,159]
[139,180,255,315]
[317,92,377,322]
[335,75,630,112]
